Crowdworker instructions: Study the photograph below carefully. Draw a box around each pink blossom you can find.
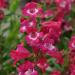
[22,2,43,17]
[48,51,64,64]
[18,61,38,75]
[20,18,37,33]
[25,32,43,46]
[40,34,57,53]
[55,0,72,13]
[10,44,30,64]
[37,58,49,73]
[41,21,62,42]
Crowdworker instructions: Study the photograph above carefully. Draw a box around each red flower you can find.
[25,32,43,46]
[41,21,62,42]
[20,18,37,33]
[18,61,38,75]
[10,44,30,64]
[22,2,43,17]
[37,58,49,73]
[40,34,57,54]
[48,51,64,64]
[55,0,72,13]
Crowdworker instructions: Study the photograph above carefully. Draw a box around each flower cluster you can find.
[10,0,75,75]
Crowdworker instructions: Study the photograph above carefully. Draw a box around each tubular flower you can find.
[10,44,30,64]
[22,2,43,17]
[18,61,38,75]
[37,58,49,73]
[55,0,72,13]
[20,17,37,33]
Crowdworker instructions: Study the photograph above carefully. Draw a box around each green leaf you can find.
[10,0,20,13]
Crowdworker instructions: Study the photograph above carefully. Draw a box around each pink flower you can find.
[69,36,75,51]
[37,58,49,73]
[54,8,64,21]
[19,69,38,75]
[41,21,62,42]
[55,0,72,13]
[50,70,61,75]
[48,51,64,64]
[40,34,57,53]
[10,44,30,64]
[25,32,43,46]
[18,61,38,75]
[22,2,43,17]
[20,18,37,33]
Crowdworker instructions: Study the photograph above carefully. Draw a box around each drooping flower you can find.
[48,51,64,64]
[22,2,43,17]
[25,32,43,46]
[10,44,30,64]
[20,17,37,33]
[55,0,72,13]
[18,61,38,75]
[40,34,57,54]
[37,58,49,73]
[41,20,62,42]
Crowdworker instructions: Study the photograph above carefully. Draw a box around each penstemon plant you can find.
[10,0,75,75]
